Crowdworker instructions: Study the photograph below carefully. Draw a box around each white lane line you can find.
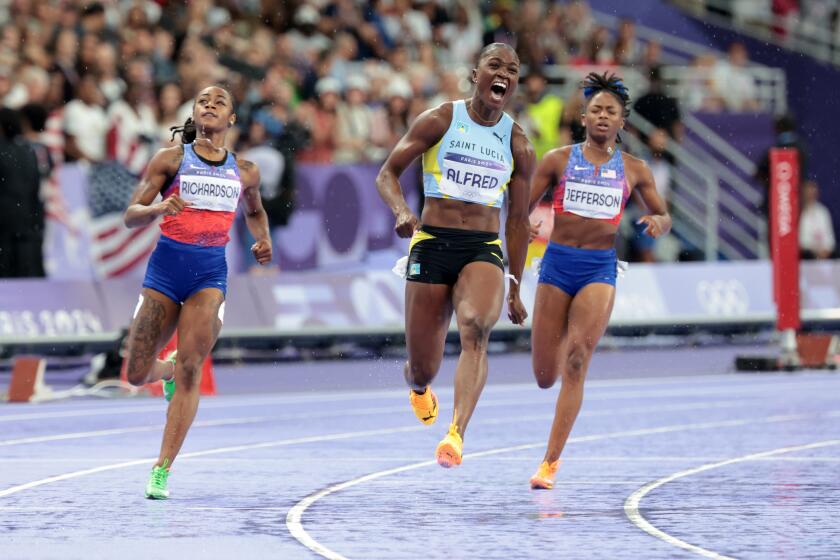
[0,425,424,498]
[284,410,840,560]
[0,402,824,498]
[1,376,830,423]
[0,417,273,447]
[623,439,840,560]
[0,399,743,448]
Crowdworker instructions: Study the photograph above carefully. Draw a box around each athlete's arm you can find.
[124,146,187,228]
[629,157,672,238]
[238,158,273,265]
[528,147,568,214]
[506,124,537,325]
[375,103,452,238]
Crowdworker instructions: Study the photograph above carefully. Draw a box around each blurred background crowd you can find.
[0,0,835,278]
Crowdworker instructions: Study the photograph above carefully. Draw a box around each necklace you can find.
[586,141,614,155]
[467,102,498,126]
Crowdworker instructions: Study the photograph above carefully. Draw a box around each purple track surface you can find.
[1,347,839,559]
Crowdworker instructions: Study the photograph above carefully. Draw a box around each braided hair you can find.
[581,72,631,143]
[169,84,236,144]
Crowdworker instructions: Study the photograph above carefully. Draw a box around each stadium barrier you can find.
[0,260,838,355]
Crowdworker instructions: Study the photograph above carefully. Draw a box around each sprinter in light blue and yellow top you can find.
[376,43,536,470]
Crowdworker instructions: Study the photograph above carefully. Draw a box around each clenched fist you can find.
[156,195,191,217]
[251,238,273,265]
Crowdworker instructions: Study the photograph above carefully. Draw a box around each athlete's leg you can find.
[541,282,615,464]
[404,281,453,390]
[155,287,224,468]
[449,261,504,437]
[124,288,180,386]
[530,283,573,389]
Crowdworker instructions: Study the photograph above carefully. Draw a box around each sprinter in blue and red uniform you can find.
[527,73,671,489]
[123,85,272,499]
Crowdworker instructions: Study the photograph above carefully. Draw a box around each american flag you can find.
[43,104,162,279]
[88,160,159,278]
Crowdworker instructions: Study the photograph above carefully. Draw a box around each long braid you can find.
[169,117,196,144]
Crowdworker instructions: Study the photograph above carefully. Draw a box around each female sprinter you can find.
[376,43,535,468]
[528,73,671,489]
[123,85,272,499]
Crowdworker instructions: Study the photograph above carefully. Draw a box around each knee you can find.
[177,356,203,391]
[534,371,556,390]
[459,314,493,351]
[532,358,557,389]
[125,356,150,387]
[564,343,592,385]
[405,360,437,388]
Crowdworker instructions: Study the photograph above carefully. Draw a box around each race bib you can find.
[563,180,623,220]
[438,153,511,205]
[178,174,241,212]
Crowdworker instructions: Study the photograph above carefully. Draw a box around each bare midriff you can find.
[421,197,501,233]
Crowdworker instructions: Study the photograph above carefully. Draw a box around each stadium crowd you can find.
[0,0,829,276]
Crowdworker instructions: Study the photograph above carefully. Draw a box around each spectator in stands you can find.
[629,128,680,262]
[427,70,467,107]
[95,42,124,104]
[613,18,640,66]
[3,65,50,109]
[104,82,158,176]
[19,103,53,181]
[640,40,663,74]
[439,1,483,65]
[685,53,726,112]
[156,82,184,147]
[712,42,761,112]
[573,25,614,65]
[0,108,44,277]
[296,77,339,163]
[563,0,595,54]
[561,91,586,144]
[63,74,107,163]
[633,66,683,141]
[521,70,564,160]
[372,76,414,153]
[335,75,386,163]
[800,180,837,260]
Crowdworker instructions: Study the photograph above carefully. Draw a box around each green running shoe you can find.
[145,461,170,499]
[162,350,177,402]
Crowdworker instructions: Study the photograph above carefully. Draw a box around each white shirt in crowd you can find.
[106,100,159,175]
[800,202,836,254]
[63,100,108,161]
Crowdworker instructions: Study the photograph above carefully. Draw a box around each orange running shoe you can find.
[435,423,463,468]
[409,386,438,425]
[530,460,560,489]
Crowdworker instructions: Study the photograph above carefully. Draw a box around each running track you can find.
[1,349,838,559]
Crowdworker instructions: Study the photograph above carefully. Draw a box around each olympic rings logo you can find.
[696,279,750,316]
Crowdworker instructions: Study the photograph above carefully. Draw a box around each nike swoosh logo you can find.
[574,165,588,171]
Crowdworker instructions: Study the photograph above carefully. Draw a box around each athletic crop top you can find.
[160,143,243,246]
[422,100,514,209]
[553,143,630,226]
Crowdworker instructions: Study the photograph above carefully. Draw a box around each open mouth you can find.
[489,80,508,101]
[201,111,218,118]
